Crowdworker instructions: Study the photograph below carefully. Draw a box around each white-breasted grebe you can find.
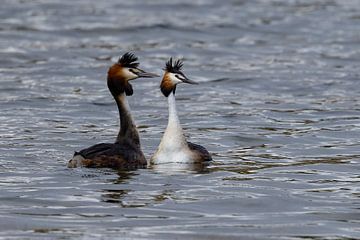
[68,52,158,169]
[151,58,212,165]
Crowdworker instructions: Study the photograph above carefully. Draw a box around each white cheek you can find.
[169,73,182,84]
[122,68,138,80]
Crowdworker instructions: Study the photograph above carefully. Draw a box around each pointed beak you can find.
[136,68,159,78]
[182,75,198,85]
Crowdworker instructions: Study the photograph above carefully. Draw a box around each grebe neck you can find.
[150,91,191,164]
[163,92,187,146]
[168,92,180,126]
[114,93,140,147]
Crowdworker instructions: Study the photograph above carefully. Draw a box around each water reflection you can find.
[111,170,137,184]
[149,162,209,174]
[101,189,130,205]
[101,170,134,206]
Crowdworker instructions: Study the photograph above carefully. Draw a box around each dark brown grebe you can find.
[68,52,158,169]
[151,58,212,165]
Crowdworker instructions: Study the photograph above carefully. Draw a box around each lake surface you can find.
[1,0,359,239]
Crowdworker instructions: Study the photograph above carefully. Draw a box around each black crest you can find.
[165,57,183,73]
[118,52,139,68]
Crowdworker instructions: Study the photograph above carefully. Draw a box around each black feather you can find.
[70,142,147,169]
[118,52,139,68]
[107,76,134,96]
[187,142,212,161]
[165,57,184,73]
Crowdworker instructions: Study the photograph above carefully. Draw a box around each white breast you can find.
[151,93,194,164]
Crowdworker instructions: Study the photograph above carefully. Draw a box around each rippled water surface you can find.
[1,0,360,239]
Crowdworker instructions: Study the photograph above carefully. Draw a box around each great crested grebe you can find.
[151,58,212,165]
[68,52,158,169]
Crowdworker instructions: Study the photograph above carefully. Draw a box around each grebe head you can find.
[160,58,198,97]
[108,52,159,96]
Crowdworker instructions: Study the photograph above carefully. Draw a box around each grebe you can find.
[68,52,158,169]
[151,58,212,165]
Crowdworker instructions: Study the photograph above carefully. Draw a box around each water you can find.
[1,0,359,239]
